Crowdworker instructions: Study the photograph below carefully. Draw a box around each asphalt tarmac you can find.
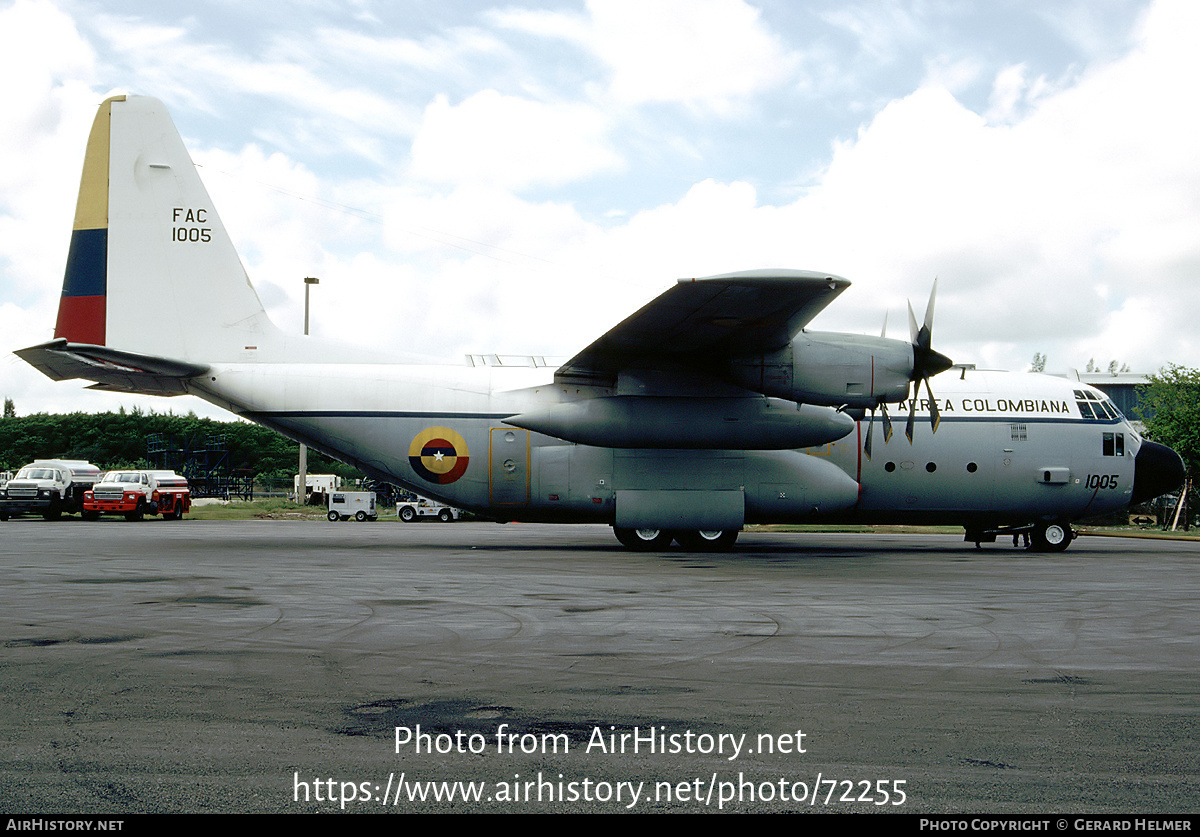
[1,519,1197,814]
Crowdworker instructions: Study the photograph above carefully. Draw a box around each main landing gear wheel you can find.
[674,529,739,551]
[613,527,674,551]
[1031,519,1073,552]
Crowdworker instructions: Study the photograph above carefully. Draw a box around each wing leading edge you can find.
[554,269,848,387]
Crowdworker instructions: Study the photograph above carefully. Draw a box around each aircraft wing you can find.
[15,339,209,396]
[554,269,848,386]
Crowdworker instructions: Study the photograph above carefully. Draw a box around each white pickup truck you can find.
[0,459,101,520]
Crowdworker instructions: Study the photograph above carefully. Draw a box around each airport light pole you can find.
[298,277,319,504]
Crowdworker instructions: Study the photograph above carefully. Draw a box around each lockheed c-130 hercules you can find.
[15,95,1186,551]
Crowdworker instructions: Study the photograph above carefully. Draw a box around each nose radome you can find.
[1131,440,1186,506]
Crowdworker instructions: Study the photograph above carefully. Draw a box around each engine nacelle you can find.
[726,331,914,408]
[505,395,854,449]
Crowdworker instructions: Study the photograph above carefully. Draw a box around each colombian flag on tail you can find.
[53,96,123,346]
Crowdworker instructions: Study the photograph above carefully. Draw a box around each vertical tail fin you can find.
[53,95,280,362]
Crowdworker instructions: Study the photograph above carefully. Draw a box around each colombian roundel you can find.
[408,427,470,484]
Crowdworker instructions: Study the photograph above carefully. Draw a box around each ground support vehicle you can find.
[396,495,460,523]
[83,470,191,521]
[0,460,100,520]
[327,491,377,522]
[296,474,342,506]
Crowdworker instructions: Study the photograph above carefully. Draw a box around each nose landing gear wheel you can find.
[1031,519,1073,552]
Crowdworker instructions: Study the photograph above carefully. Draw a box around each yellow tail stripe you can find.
[72,95,124,232]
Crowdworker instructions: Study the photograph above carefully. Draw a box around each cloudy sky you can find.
[1,0,1196,419]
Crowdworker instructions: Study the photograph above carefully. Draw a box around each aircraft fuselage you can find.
[189,360,1144,535]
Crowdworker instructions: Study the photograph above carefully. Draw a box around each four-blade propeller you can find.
[864,279,955,459]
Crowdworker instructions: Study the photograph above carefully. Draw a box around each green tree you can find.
[1030,352,1046,373]
[0,410,360,488]
[1138,364,1200,477]
[2,398,13,419]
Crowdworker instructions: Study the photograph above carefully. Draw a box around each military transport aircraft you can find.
[15,96,1185,551]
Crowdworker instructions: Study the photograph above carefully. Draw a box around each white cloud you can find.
[312,25,512,74]
[586,0,799,112]
[495,0,799,114]
[819,2,923,65]
[86,12,414,160]
[409,90,623,190]
[0,1,103,300]
[0,0,95,148]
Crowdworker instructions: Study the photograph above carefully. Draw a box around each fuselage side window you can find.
[1102,432,1125,456]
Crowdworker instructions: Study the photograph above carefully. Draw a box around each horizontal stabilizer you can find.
[15,339,208,397]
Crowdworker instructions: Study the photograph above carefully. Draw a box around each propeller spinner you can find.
[864,279,954,458]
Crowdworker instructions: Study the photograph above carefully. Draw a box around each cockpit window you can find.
[1076,389,1124,422]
